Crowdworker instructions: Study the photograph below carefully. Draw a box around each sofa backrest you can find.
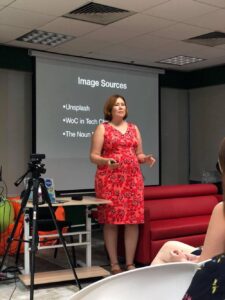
[144,184,218,200]
[144,196,218,220]
[144,184,220,220]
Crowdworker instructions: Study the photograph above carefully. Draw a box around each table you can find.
[18,196,111,285]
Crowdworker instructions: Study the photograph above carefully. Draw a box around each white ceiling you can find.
[1,0,225,71]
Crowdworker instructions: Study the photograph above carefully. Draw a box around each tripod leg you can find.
[69,234,77,268]
[29,178,40,300]
[15,227,24,266]
[0,182,31,271]
[40,179,82,290]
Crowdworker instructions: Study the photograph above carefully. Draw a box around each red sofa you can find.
[134,183,221,265]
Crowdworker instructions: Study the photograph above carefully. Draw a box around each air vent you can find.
[64,2,136,25]
[185,31,225,47]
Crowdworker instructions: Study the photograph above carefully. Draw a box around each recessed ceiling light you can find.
[158,55,205,66]
[17,30,75,47]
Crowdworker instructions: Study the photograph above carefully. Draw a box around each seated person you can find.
[151,241,200,265]
[151,137,225,266]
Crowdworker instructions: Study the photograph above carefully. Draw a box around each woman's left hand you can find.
[169,249,189,263]
[169,249,199,263]
[184,253,200,263]
[144,154,156,167]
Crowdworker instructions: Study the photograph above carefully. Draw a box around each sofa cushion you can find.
[151,215,210,240]
[144,196,218,220]
[144,184,218,200]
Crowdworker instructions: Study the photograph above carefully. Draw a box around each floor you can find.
[0,227,111,300]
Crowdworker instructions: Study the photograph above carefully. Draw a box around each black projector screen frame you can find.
[33,51,161,193]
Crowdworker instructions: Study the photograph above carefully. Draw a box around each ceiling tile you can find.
[0,7,56,28]
[95,0,170,12]
[84,51,134,64]
[47,47,87,57]
[120,34,174,51]
[194,0,225,8]
[97,43,162,63]
[10,0,87,16]
[0,0,225,71]
[82,27,141,43]
[152,23,210,40]
[217,43,225,50]
[7,39,51,51]
[39,17,102,37]
[185,9,225,32]
[145,0,217,22]
[0,25,29,43]
[108,13,175,34]
[0,0,13,5]
[53,37,112,53]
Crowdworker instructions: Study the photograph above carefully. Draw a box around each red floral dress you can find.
[95,122,144,224]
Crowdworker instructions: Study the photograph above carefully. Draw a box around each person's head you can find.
[104,95,128,121]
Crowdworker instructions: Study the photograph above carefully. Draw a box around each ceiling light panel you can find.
[158,55,205,66]
[16,30,75,46]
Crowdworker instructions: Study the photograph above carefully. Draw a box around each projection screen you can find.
[33,51,161,192]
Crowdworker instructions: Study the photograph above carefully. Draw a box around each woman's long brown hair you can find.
[218,138,225,209]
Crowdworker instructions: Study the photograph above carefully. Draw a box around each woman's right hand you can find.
[107,159,119,169]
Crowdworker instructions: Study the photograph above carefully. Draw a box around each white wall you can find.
[189,84,225,182]
[0,69,32,196]
[160,88,189,185]
[160,84,225,185]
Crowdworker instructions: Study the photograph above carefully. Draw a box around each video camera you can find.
[30,153,45,163]
[28,153,46,175]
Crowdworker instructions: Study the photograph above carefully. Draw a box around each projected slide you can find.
[35,54,159,191]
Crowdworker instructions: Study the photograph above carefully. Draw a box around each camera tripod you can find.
[0,154,81,300]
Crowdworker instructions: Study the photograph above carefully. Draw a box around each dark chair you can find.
[15,206,77,267]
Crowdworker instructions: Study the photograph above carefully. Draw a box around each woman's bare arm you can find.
[199,202,225,262]
[90,124,117,167]
[135,125,156,166]
[90,124,108,165]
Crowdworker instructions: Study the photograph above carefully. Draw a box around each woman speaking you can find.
[90,94,155,274]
